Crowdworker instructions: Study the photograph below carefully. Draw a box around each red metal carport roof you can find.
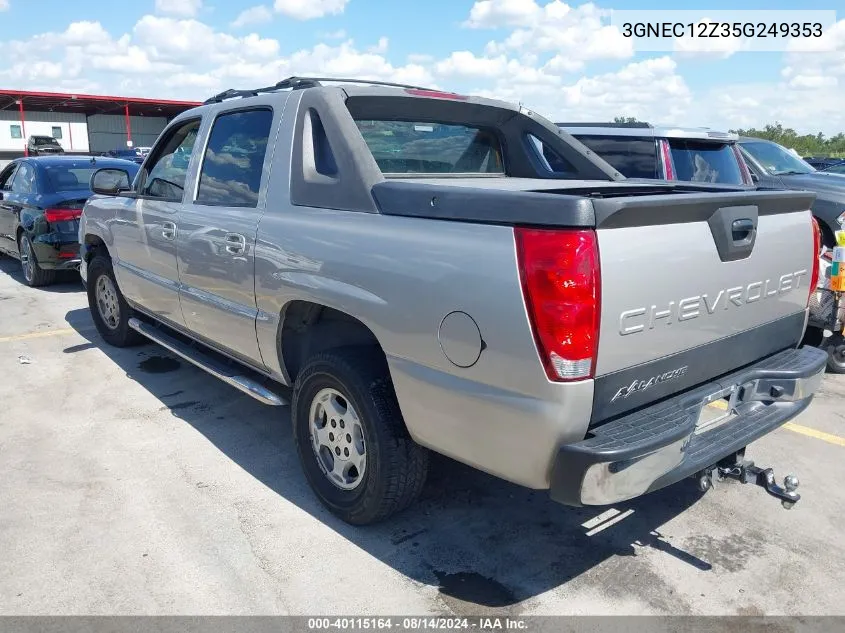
[0,89,201,117]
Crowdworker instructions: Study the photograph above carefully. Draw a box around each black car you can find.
[101,148,145,164]
[27,135,65,156]
[0,156,139,287]
[803,156,845,170]
[739,137,845,247]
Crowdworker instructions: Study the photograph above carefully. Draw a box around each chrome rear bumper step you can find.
[128,317,288,407]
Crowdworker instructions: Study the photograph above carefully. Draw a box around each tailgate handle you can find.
[731,218,754,243]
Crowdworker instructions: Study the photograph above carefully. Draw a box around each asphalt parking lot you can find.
[2,255,845,616]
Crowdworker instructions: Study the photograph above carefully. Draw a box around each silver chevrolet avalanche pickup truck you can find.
[79,77,827,525]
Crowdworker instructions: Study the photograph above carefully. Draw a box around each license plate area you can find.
[695,386,740,435]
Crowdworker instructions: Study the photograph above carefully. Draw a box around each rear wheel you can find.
[18,233,56,287]
[826,335,845,374]
[86,254,143,347]
[291,347,429,525]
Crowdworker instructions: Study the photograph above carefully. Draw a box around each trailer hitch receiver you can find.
[716,459,801,509]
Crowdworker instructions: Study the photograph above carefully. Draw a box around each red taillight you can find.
[659,139,675,180]
[404,88,468,100]
[809,216,822,304]
[515,228,601,382]
[44,208,82,223]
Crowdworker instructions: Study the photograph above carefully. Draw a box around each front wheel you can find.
[291,347,429,525]
[86,255,144,347]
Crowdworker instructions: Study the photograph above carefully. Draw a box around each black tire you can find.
[86,254,144,347]
[18,233,56,287]
[827,341,845,374]
[292,347,429,525]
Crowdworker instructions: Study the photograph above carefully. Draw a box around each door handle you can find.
[161,221,177,241]
[225,232,246,255]
[731,218,755,243]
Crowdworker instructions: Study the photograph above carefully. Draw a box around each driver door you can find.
[109,118,202,328]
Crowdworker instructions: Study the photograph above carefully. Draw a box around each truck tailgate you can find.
[591,190,817,421]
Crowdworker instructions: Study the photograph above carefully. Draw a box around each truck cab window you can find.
[141,119,201,200]
[196,108,273,208]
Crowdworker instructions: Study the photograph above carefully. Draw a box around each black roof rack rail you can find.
[204,76,435,104]
[556,121,653,129]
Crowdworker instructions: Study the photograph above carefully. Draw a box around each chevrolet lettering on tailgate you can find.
[618,270,809,336]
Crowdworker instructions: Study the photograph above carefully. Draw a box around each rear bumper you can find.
[550,345,827,507]
[32,239,80,271]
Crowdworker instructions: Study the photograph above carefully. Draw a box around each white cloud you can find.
[273,0,348,20]
[472,1,633,72]
[319,29,348,40]
[232,5,273,28]
[154,0,202,18]
[0,0,9,11]
[465,0,543,28]
[368,36,389,54]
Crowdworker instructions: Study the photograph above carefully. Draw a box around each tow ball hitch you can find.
[695,458,801,509]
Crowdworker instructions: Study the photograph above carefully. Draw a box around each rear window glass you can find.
[669,140,744,185]
[44,167,98,191]
[572,135,658,179]
[354,120,504,175]
[43,163,138,192]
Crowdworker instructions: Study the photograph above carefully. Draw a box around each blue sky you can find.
[0,0,843,134]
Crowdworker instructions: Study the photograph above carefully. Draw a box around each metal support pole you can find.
[18,98,27,156]
[124,103,132,147]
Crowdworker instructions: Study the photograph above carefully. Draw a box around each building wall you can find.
[0,111,89,152]
[87,114,168,153]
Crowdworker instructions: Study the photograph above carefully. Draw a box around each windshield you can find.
[32,136,59,145]
[822,163,845,175]
[669,140,745,185]
[571,135,658,179]
[740,140,815,176]
[354,120,504,175]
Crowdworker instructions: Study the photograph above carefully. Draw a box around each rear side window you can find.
[354,120,504,175]
[11,162,36,194]
[669,140,745,185]
[573,135,658,179]
[527,134,577,175]
[196,108,274,207]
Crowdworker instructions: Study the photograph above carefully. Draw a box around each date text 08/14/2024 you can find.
[307,618,528,631]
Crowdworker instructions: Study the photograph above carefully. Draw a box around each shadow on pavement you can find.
[0,256,83,294]
[66,307,711,614]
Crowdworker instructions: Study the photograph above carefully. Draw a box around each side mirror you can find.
[750,172,759,183]
[90,168,132,196]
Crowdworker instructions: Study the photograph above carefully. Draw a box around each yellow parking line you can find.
[0,327,89,343]
[704,399,845,447]
[783,422,845,447]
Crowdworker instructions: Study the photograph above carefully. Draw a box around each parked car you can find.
[0,156,139,287]
[101,148,144,164]
[27,135,65,156]
[80,77,824,525]
[738,137,845,247]
[821,162,845,175]
[803,156,845,170]
[557,121,754,186]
